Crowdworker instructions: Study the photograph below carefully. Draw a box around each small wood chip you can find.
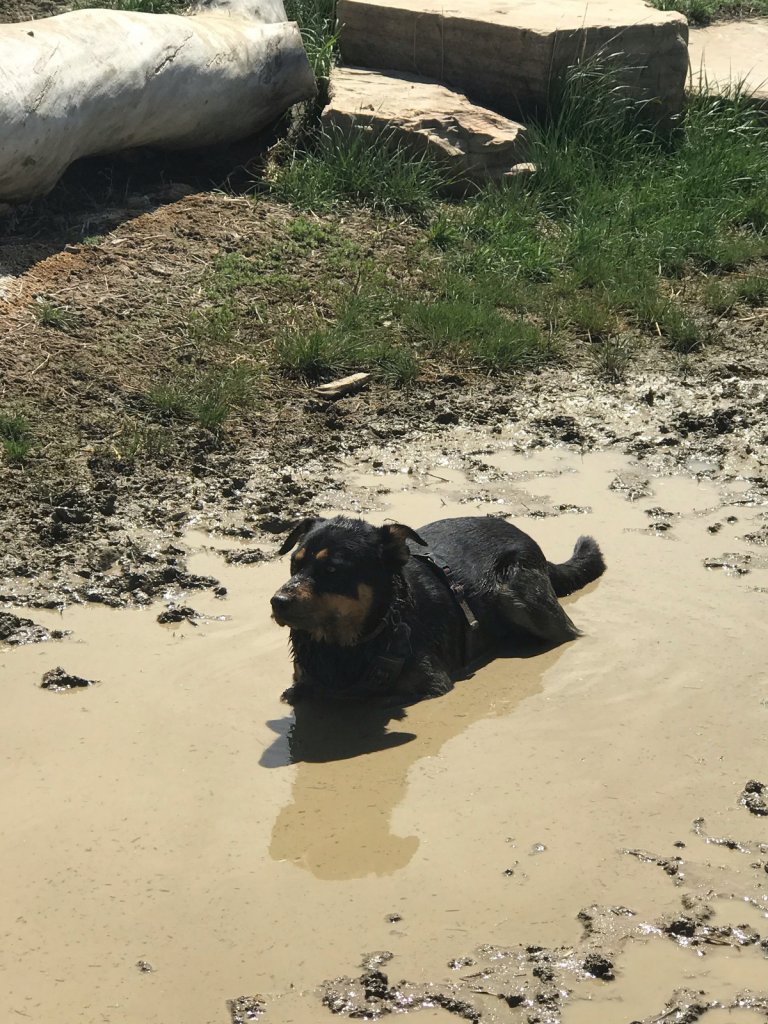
[314,372,370,399]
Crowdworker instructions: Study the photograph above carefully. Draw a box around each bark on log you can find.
[0,0,316,201]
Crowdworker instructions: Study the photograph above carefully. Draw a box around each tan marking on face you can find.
[315,548,329,561]
[309,583,375,646]
[294,547,306,563]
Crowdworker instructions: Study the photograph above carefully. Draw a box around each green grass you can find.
[146,365,260,433]
[402,296,553,371]
[399,67,768,364]
[268,126,447,218]
[33,300,81,331]
[703,273,768,312]
[276,285,419,383]
[284,0,337,78]
[0,413,33,465]
[649,0,768,24]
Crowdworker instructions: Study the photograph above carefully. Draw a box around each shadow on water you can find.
[261,637,568,880]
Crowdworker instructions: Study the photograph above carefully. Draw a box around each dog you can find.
[271,515,605,705]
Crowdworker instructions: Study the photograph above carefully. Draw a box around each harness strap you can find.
[412,551,480,631]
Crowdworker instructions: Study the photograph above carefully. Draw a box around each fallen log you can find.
[0,0,316,201]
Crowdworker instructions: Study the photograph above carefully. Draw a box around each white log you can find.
[0,0,316,201]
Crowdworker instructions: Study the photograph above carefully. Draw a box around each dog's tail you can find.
[547,536,605,598]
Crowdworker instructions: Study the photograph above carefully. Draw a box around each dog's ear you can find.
[380,522,428,566]
[278,517,323,556]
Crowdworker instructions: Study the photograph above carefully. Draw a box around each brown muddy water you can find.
[1,442,767,1024]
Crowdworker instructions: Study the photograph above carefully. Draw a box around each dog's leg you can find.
[280,666,317,705]
[393,654,453,703]
[495,559,580,644]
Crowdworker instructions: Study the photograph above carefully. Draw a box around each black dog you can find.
[271,515,605,705]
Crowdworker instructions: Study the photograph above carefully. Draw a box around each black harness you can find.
[347,548,480,698]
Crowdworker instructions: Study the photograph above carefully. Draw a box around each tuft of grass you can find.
[33,300,81,331]
[0,413,33,465]
[402,297,552,371]
[648,0,768,24]
[146,364,260,433]
[590,337,633,381]
[703,273,768,313]
[268,126,446,218]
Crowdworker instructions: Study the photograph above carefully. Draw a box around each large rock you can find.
[321,66,531,190]
[336,0,689,124]
[688,20,768,109]
[0,0,316,201]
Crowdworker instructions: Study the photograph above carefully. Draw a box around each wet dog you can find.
[271,515,605,705]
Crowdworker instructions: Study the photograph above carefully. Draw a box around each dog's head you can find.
[270,516,426,646]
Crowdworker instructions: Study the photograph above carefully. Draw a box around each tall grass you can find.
[424,63,768,353]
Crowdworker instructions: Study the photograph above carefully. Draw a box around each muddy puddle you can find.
[1,441,767,1024]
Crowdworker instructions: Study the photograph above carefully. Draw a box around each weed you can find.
[0,413,33,465]
[286,216,333,246]
[188,302,239,346]
[33,300,80,331]
[590,337,633,381]
[657,305,706,353]
[115,424,170,462]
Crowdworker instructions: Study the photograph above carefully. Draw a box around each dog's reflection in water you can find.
[261,638,561,881]
[263,699,421,878]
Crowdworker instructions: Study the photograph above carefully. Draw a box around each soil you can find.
[1,5,768,1021]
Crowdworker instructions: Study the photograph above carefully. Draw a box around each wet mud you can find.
[1,444,767,1023]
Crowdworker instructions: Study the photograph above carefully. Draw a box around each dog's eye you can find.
[324,565,337,575]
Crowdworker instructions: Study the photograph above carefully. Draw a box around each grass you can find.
[0,414,33,465]
[268,126,447,218]
[276,285,419,383]
[648,0,768,24]
[284,0,337,78]
[703,273,768,313]
[33,300,81,331]
[146,364,261,433]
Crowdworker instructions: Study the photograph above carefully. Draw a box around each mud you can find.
[0,610,69,645]
[40,665,98,690]
[1,444,767,1023]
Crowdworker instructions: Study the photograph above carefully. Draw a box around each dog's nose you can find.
[271,592,293,614]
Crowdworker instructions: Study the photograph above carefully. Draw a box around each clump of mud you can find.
[0,611,69,645]
[740,780,768,817]
[226,994,265,1022]
[40,666,98,691]
[0,541,221,611]
[156,605,200,626]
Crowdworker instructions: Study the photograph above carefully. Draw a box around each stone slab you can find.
[322,66,530,190]
[336,0,689,123]
[688,19,768,105]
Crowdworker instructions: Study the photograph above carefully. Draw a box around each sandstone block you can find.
[322,66,530,189]
[337,0,689,123]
